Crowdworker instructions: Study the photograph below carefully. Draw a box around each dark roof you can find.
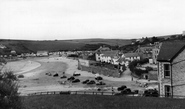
[124,53,140,57]
[157,41,185,62]
[101,50,119,57]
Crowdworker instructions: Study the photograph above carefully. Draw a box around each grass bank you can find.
[22,94,184,109]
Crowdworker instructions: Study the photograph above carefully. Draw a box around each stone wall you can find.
[172,48,185,96]
[158,62,171,96]
[78,64,120,78]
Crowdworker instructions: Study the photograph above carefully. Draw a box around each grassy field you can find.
[21,94,185,109]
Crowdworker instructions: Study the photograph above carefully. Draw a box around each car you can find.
[67,76,75,81]
[121,88,132,94]
[143,89,159,97]
[87,80,96,84]
[17,74,24,78]
[82,79,90,84]
[60,75,67,79]
[73,72,81,76]
[53,73,59,77]
[96,81,106,85]
[72,79,80,83]
[117,85,127,91]
[95,76,103,80]
[46,72,52,76]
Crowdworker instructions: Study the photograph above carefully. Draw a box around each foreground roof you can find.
[157,41,185,62]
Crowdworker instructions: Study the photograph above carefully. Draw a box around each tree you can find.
[0,70,22,109]
[151,36,160,44]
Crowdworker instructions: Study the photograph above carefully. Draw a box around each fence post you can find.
[84,91,86,94]
[76,91,77,94]
[101,92,103,95]
[93,92,94,95]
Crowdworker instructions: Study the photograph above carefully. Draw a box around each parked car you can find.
[17,74,24,78]
[96,81,106,85]
[143,89,159,97]
[121,88,132,94]
[114,88,132,95]
[117,85,127,91]
[67,76,75,81]
[72,79,80,83]
[46,72,52,76]
[73,71,81,76]
[95,76,103,80]
[87,80,96,84]
[82,79,90,84]
[60,75,67,79]
[53,73,59,77]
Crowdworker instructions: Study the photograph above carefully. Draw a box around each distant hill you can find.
[0,39,132,54]
[66,38,132,46]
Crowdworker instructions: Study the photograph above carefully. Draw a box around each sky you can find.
[0,0,185,40]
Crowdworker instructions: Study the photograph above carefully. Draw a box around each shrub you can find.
[134,68,148,76]
[0,71,22,109]
[145,66,153,71]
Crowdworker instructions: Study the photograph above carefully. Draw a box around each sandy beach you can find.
[3,56,157,96]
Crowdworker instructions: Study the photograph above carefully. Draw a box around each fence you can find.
[28,91,117,96]
[28,90,141,97]
[27,90,185,100]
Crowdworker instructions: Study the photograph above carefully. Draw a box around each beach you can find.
[2,56,157,95]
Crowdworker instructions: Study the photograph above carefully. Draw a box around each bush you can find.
[133,68,148,76]
[0,71,22,109]
[128,58,149,77]
[145,66,153,71]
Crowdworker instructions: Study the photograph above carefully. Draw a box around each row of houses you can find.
[95,42,161,67]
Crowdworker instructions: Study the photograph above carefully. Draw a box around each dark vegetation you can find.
[128,58,149,76]
[22,94,185,109]
[0,71,21,109]
[0,39,132,55]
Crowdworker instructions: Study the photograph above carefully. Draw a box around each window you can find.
[164,85,171,97]
[164,64,170,78]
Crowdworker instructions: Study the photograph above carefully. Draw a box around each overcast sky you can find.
[0,0,185,40]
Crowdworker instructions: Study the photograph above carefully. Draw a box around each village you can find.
[1,32,185,99]
[0,36,169,97]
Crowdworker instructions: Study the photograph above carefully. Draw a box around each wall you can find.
[172,48,185,96]
[78,64,120,78]
[158,62,171,96]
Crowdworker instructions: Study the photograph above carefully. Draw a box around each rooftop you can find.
[157,41,185,62]
[101,50,119,57]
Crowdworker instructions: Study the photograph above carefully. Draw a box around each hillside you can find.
[0,39,132,54]
[66,38,132,46]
